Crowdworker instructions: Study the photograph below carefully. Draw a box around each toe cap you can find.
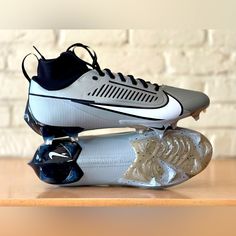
[162,86,210,114]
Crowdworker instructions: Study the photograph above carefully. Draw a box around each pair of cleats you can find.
[23,43,212,188]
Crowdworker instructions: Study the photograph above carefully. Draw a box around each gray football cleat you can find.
[29,128,212,187]
[22,43,210,142]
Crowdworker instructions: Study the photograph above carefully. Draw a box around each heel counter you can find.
[24,99,42,135]
[25,99,84,140]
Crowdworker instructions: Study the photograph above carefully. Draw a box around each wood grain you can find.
[0,158,236,206]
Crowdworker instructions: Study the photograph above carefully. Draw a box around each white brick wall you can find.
[130,30,206,47]
[166,49,234,75]
[60,30,128,46]
[209,30,236,48]
[0,105,10,127]
[0,29,235,159]
[0,30,55,43]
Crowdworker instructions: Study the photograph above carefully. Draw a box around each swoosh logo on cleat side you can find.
[49,152,69,160]
[91,95,182,120]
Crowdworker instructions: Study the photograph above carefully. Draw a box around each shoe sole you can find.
[118,128,212,188]
[69,128,212,188]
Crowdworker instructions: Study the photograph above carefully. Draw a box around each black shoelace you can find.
[66,43,160,91]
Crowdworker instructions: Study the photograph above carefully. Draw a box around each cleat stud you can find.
[135,126,148,134]
[44,137,54,145]
[70,135,79,142]
[193,115,200,121]
[171,122,178,129]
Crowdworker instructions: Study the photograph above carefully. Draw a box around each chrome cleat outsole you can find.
[119,128,212,188]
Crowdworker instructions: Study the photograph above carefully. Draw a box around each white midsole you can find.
[29,95,191,130]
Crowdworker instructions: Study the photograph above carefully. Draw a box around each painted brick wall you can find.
[0,30,235,158]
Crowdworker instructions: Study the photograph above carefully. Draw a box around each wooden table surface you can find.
[0,158,235,206]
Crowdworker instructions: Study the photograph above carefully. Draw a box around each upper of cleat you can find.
[24,43,210,121]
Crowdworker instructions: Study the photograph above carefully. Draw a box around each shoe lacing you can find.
[66,43,160,91]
